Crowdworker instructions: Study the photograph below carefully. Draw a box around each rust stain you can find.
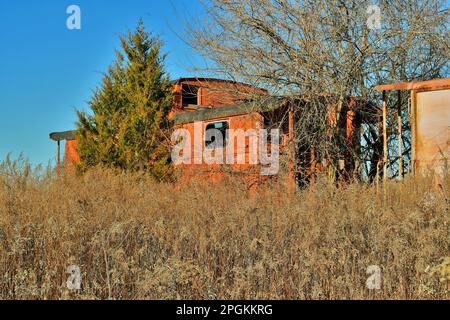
[64,139,80,171]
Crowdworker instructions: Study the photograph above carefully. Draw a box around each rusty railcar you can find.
[50,77,364,188]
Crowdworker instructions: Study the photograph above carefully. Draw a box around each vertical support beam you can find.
[310,145,316,182]
[410,90,417,175]
[56,140,61,176]
[288,106,295,194]
[375,105,382,180]
[382,91,388,183]
[197,87,203,106]
[376,160,381,194]
[397,90,403,178]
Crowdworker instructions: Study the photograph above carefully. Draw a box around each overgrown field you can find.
[0,158,448,299]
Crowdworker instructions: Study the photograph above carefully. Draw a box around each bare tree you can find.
[186,0,449,181]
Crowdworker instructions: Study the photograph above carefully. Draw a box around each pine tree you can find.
[76,20,173,180]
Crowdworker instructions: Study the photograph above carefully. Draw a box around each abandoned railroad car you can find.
[50,77,365,187]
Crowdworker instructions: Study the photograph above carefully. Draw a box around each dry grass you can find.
[0,157,448,300]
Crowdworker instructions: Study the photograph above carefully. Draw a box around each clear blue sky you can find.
[0,0,204,167]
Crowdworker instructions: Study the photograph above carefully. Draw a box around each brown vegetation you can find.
[0,157,448,299]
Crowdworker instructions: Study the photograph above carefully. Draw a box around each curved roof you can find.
[49,130,76,141]
[172,98,284,125]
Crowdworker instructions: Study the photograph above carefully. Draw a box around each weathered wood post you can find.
[397,90,403,178]
[57,140,61,177]
[288,105,295,194]
[382,91,388,183]
[410,90,417,175]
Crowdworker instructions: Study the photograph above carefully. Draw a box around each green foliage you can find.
[76,20,173,180]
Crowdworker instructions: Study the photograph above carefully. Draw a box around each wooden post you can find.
[410,90,417,175]
[197,87,203,106]
[310,145,316,183]
[56,140,61,176]
[289,106,295,194]
[397,90,403,178]
[376,160,381,194]
[382,91,388,183]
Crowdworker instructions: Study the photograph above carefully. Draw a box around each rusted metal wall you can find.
[414,88,450,175]
[174,112,279,188]
[64,139,80,171]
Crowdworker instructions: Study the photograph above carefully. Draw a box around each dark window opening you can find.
[263,116,273,144]
[182,84,199,107]
[205,121,229,149]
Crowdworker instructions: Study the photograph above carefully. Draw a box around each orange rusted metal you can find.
[168,78,268,119]
[64,139,80,171]
[169,78,273,188]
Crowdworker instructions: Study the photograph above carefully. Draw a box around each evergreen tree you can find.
[76,20,173,180]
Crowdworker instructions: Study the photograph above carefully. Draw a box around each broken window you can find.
[263,115,273,144]
[205,121,229,149]
[182,84,199,107]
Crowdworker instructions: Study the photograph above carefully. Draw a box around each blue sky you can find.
[0,0,205,167]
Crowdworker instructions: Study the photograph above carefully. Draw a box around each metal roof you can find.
[172,99,284,125]
[49,130,76,141]
[49,99,283,139]
[172,77,266,91]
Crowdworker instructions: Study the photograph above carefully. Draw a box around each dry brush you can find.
[0,157,448,299]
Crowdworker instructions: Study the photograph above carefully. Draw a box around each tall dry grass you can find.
[0,156,448,300]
